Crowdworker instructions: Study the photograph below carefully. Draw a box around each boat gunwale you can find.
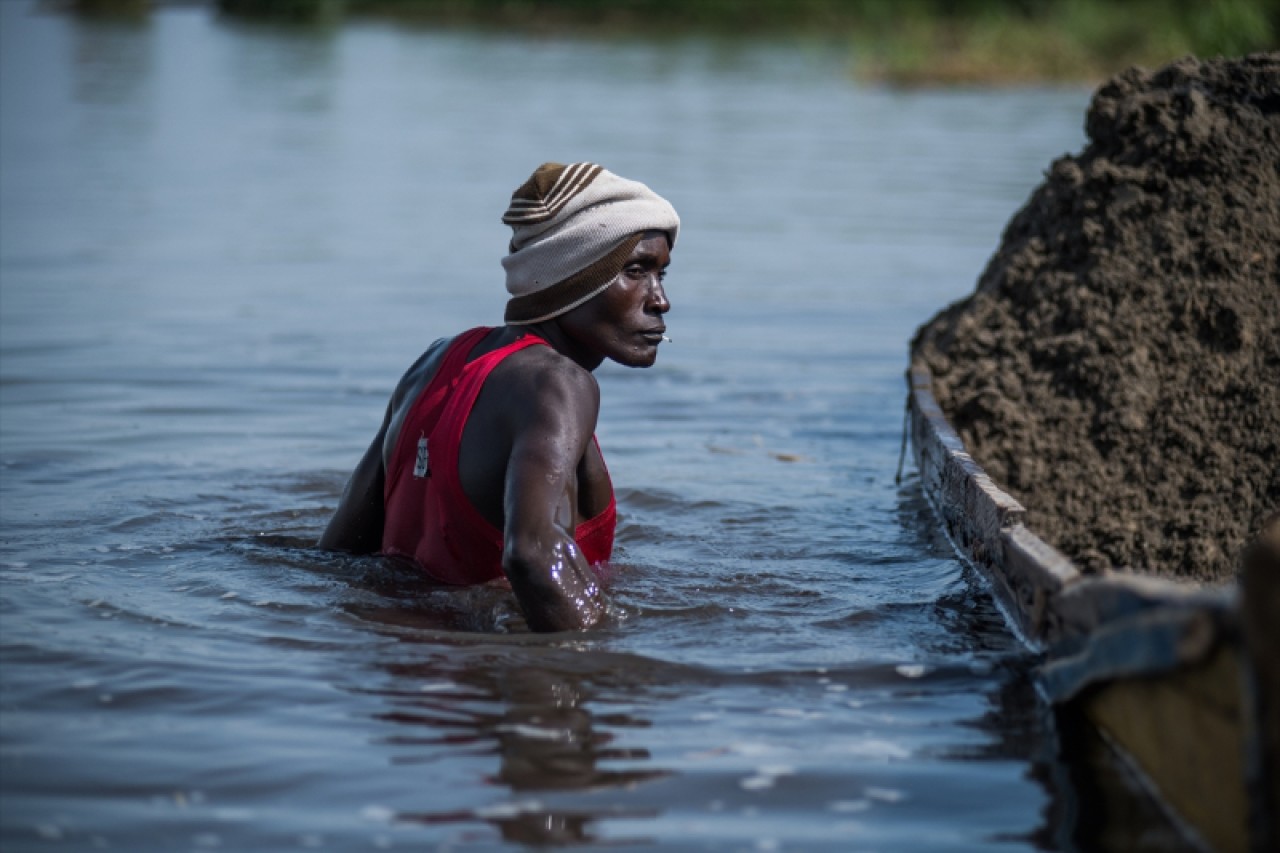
[904,359,1238,686]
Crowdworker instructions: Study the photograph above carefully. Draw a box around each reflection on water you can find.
[0,2,1125,850]
[382,662,665,846]
[71,16,152,106]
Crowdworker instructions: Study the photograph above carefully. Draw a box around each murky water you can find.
[1,5,1093,850]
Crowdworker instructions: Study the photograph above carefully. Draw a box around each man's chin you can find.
[612,351,658,369]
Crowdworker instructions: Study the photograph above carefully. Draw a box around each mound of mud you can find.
[913,54,1280,582]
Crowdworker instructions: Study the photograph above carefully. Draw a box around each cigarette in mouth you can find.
[662,335,673,343]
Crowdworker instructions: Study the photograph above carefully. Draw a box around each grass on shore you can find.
[852,0,1277,84]
[82,0,1280,84]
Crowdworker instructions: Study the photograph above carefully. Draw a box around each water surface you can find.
[1,5,1091,850]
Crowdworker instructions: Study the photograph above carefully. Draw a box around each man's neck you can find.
[511,321,603,372]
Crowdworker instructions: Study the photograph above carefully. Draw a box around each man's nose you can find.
[650,281,670,313]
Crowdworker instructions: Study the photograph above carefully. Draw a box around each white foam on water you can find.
[474,799,544,819]
[866,786,907,803]
[361,805,394,822]
[729,741,786,757]
[757,764,795,777]
[418,682,456,693]
[493,723,568,741]
[763,707,824,720]
[834,738,910,760]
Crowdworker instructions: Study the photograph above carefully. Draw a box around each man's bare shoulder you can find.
[381,336,453,466]
[390,336,452,409]
[501,342,600,411]
[474,344,601,444]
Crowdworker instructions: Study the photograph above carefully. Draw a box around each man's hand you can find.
[504,537,607,632]
[500,358,609,632]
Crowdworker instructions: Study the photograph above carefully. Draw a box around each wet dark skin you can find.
[319,231,672,632]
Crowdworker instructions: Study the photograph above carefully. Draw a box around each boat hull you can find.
[906,359,1273,852]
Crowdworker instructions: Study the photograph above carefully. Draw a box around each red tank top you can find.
[381,327,615,585]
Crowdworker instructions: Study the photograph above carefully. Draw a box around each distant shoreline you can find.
[183,0,1280,85]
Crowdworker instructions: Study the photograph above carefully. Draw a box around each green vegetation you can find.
[208,0,1278,83]
[850,0,1279,84]
[67,0,152,17]
[215,0,345,24]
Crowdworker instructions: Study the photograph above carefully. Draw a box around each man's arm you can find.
[318,400,391,554]
[501,364,609,632]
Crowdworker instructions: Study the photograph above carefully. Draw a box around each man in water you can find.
[320,162,678,632]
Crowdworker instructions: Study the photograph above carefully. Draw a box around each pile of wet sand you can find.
[913,54,1280,582]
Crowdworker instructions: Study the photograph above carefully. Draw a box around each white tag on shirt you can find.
[413,435,429,479]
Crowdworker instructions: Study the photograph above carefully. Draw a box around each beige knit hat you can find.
[501,162,680,325]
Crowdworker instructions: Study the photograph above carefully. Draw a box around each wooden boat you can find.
[906,359,1278,852]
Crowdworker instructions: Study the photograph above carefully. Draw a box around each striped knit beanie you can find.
[501,162,680,325]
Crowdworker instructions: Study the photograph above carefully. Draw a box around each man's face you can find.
[560,231,672,368]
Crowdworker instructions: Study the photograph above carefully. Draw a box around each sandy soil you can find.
[913,53,1280,582]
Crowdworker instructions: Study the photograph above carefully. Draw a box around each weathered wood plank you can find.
[1082,646,1245,853]
[1000,523,1079,645]
[907,364,1069,645]
[1241,521,1280,850]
